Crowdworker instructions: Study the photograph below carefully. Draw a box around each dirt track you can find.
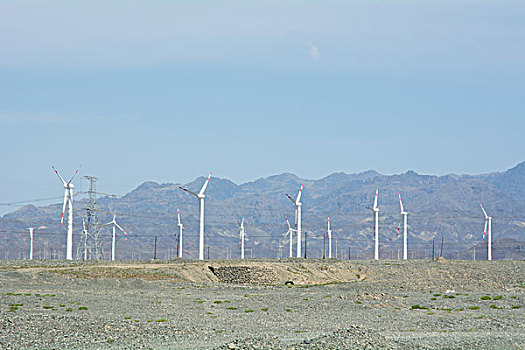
[1,259,524,349]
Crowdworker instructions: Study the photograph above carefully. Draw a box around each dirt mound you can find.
[208,266,277,284]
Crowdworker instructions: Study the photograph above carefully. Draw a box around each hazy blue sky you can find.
[1,0,524,214]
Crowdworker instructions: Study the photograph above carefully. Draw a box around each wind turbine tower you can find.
[239,217,246,259]
[286,185,303,258]
[327,217,332,259]
[399,193,408,260]
[284,217,295,258]
[368,188,379,260]
[52,165,80,260]
[104,213,128,261]
[480,203,492,261]
[177,208,184,258]
[28,228,34,260]
[179,171,212,260]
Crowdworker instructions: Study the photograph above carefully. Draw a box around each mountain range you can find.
[1,162,524,260]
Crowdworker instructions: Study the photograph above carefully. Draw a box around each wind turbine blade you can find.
[241,217,245,228]
[328,217,331,230]
[179,186,199,197]
[67,165,81,184]
[115,222,128,236]
[60,189,68,226]
[177,208,181,225]
[373,187,378,209]
[52,166,67,185]
[295,185,303,203]
[398,193,404,214]
[285,194,296,205]
[483,220,487,242]
[198,171,212,195]
[480,203,488,218]
[285,216,291,230]
[294,208,298,229]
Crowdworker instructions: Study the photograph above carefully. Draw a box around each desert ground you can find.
[0,258,524,349]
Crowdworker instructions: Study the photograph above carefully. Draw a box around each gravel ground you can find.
[0,259,524,349]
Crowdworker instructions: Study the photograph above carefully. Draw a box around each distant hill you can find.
[1,162,524,260]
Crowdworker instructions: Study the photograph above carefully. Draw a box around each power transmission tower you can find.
[78,176,105,260]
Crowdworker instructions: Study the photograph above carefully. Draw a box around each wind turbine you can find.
[177,208,184,258]
[239,217,246,259]
[398,193,408,260]
[286,185,303,258]
[480,203,492,261]
[284,217,296,258]
[367,187,379,260]
[327,217,332,259]
[104,213,128,261]
[179,171,212,260]
[82,218,88,260]
[52,165,81,260]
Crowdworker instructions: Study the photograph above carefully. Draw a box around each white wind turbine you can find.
[398,193,408,260]
[286,185,303,258]
[177,208,184,258]
[327,217,333,259]
[284,217,296,258]
[179,171,212,260]
[104,213,128,261]
[368,187,379,260]
[480,203,492,261]
[239,217,246,259]
[52,165,81,260]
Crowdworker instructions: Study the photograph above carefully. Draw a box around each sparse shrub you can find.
[510,296,517,299]
[403,295,409,298]
[456,308,464,311]
[43,305,53,309]
[244,309,254,313]
[511,306,522,309]
[261,308,269,311]
[213,301,223,304]
[433,294,442,297]
[124,316,131,319]
[430,298,437,301]
[78,306,88,310]
[66,308,73,312]
[155,319,167,322]
[444,295,455,299]
[467,306,480,310]
[426,312,434,315]
[285,308,292,312]
[355,301,362,304]
[411,305,429,310]
[226,307,238,310]
[480,296,491,300]
[59,304,65,307]
[493,295,503,300]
